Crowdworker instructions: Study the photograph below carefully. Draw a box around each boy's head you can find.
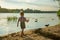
[20,11,24,16]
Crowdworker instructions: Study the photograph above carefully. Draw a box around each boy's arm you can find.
[17,18,20,27]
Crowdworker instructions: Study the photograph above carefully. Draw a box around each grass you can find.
[7,16,17,21]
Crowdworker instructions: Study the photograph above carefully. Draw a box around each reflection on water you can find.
[0,19,7,27]
[0,13,60,36]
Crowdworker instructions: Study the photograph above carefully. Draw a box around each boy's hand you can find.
[26,20,29,22]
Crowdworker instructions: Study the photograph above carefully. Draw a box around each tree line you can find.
[0,6,57,13]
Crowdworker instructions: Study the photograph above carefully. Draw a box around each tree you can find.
[0,6,1,8]
[57,10,60,14]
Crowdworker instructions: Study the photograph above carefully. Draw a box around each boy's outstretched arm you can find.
[17,18,20,27]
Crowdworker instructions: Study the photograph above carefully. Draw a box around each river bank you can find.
[0,24,60,40]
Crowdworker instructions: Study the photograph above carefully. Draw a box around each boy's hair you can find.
[20,11,24,16]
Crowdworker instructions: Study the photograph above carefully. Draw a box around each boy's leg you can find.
[21,29,24,37]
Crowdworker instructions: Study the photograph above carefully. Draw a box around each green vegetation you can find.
[0,6,57,13]
[7,17,17,21]
[0,6,20,13]
[57,9,60,19]
[57,9,60,15]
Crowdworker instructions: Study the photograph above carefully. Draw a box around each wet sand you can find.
[0,24,60,40]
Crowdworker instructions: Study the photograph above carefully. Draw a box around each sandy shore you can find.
[0,24,60,40]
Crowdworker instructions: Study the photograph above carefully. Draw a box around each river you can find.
[0,13,60,36]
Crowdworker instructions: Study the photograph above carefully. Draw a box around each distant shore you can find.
[0,24,60,40]
[0,7,57,13]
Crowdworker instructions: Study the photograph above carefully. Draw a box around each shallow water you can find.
[0,13,59,36]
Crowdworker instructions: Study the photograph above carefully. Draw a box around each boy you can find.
[17,11,29,37]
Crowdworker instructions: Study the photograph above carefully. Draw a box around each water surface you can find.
[0,13,59,36]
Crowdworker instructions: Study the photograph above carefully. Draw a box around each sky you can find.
[0,0,59,11]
